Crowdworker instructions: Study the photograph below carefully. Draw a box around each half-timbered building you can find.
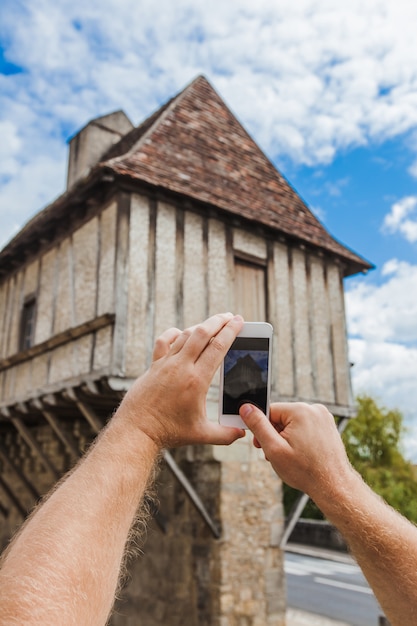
[0,76,371,625]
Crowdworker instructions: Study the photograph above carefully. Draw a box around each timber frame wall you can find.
[0,186,353,414]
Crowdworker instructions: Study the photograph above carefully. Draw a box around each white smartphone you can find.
[219,322,273,429]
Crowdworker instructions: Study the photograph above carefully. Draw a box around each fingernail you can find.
[239,404,253,418]
[233,314,244,322]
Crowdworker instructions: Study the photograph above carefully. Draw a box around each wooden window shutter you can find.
[234,259,267,322]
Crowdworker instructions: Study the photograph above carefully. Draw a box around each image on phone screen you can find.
[222,336,270,414]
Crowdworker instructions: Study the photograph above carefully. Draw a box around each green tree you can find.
[283,395,417,523]
[342,395,417,523]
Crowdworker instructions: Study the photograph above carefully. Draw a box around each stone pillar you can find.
[215,438,286,626]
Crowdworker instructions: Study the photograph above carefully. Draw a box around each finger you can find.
[152,327,182,360]
[168,329,192,355]
[197,314,244,372]
[269,402,317,432]
[180,312,236,361]
[193,314,244,373]
[239,403,287,454]
[197,422,246,446]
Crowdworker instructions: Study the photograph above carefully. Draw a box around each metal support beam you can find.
[280,415,350,549]
[42,410,80,461]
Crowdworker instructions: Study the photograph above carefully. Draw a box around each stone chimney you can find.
[67,110,134,189]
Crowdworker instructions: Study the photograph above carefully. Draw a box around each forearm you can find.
[312,469,417,626]
[0,411,160,626]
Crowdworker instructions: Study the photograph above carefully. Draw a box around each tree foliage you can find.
[284,395,417,523]
[342,395,417,523]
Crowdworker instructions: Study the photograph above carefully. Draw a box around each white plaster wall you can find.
[54,239,75,335]
[208,219,229,315]
[273,242,293,397]
[183,211,206,328]
[309,255,335,403]
[97,202,117,317]
[35,249,58,345]
[125,194,151,376]
[154,202,177,339]
[233,228,267,260]
[73,218,99,325]
[328,264,350,406]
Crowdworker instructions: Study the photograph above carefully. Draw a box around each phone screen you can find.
[222,336,270,415]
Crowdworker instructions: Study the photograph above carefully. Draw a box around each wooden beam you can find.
[0,499,9,519]
[10,417,61,480]
[42,410,80,461]
[0,442,41,501]
[0,313,115,372]
[65,391,104,435]
[76,401,104,434]
[0,475,27,519]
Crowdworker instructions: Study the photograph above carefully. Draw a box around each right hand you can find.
[115,313,246,449]
[239,402,354,498]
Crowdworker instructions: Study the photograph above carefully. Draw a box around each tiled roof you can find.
[103,75,371,273]
[0,75,372,277]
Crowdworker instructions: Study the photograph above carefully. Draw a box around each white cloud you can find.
[0,152,66,249]
[346,260,417,459]
[349,338,417,460]
[408,160,417,179]
[346,259,417,344]
[382,196,417,243]
[0,0,417,248]
[349,338,417,407]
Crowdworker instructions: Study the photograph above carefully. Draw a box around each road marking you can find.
[314,576,373,595]
[285,558,360,577]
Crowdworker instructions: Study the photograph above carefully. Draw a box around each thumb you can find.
[239,404,284,452]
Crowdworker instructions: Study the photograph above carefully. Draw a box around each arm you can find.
[240,402,417,626]
[0,313,245,626]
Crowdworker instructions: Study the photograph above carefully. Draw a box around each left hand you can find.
[116,313,246,448]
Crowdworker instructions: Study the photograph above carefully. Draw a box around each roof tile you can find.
[103,76,371,273]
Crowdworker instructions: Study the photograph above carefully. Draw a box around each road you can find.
[285,552,384,626]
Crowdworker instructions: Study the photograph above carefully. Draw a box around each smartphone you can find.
[219,322,273,429]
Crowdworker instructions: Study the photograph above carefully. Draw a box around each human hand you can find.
[239,402,353,499]
[117,313,246,449]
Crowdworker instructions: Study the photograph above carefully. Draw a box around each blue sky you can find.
[1,0,417,456]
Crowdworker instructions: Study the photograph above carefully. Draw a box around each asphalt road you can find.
[285,552,384,626]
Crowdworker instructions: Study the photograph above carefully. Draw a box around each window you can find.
[234,258,267,321]
[19,297,36,351]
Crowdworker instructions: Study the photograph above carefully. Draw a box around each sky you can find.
[1,0,417,457]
